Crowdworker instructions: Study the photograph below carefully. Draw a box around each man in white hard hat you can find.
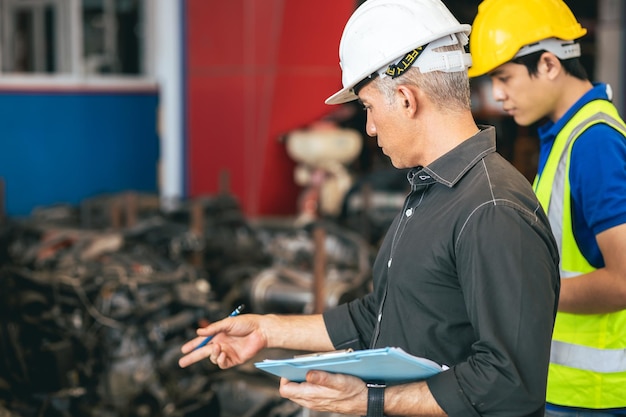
[179,1,560,416]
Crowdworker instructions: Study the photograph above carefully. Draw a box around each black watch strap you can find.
[366,382,386,417]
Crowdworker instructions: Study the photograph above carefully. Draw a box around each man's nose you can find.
[366,117,377,137]
[491,83,506,102]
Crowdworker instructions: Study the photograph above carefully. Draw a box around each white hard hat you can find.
[325,0,472,105]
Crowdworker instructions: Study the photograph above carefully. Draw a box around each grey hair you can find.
[374,44,471,113]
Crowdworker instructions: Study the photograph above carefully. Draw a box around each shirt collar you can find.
[407,125,497,189]
[538,82,611,143]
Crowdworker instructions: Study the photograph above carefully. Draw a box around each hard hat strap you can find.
[378,33,471,78]
[352,72,379,96]
[350,33,472,97]
[412,33,472,73]
[514,37,581,60]
[385,45,429,79]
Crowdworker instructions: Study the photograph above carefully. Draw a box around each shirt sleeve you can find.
[427,203,559,417]
[323,291,381,350]
[570,123,626,235]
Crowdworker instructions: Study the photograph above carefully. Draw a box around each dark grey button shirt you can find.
[323,126,560,417]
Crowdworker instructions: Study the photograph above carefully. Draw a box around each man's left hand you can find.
[279,370,368,416]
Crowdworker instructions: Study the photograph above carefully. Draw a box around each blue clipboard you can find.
[254,347,444,384]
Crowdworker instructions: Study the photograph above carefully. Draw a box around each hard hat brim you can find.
[325,88,359,105]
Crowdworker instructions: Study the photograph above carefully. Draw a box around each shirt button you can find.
[388,258,392,268]
[405,208,413,217]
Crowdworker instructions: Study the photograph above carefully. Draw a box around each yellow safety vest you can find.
[533,99,626,409]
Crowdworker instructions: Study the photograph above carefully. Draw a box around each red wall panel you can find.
[185,0,355,217]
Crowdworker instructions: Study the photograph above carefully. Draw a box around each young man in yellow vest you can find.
[469,0,626,415]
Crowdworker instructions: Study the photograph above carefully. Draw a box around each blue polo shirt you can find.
[537,83,626,269]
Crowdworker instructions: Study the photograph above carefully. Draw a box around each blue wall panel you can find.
[0,91,159,216]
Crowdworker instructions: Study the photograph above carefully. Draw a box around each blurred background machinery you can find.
[0,192,375,417]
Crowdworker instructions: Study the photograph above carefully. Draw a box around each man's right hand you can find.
[178,313,267,369]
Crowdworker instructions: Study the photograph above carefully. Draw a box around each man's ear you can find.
[538,52,562,80]
[397,85,418,115]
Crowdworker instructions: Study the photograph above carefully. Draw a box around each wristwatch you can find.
[365,382,386,417]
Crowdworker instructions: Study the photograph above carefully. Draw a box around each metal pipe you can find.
[313,225,326,314]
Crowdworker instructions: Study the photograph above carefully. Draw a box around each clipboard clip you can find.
[293,348,354,359]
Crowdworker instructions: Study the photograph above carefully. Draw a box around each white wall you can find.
[151,0,185,211]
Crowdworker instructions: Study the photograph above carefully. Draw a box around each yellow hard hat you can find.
[468,0,587,78]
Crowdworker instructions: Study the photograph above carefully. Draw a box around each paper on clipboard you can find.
[254,347,444,384]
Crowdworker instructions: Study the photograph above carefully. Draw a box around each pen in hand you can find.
[194,304,245,351]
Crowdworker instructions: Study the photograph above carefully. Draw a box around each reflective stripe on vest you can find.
[533,98,626,409]
[551,340,626,373]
